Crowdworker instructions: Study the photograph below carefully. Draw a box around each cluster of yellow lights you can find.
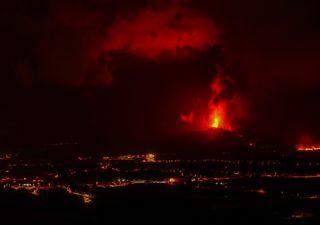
[145,153,156,162]
[296,145,320,151]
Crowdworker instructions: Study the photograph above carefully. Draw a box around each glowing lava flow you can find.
[295,135,320,151]
[296,144,320,151]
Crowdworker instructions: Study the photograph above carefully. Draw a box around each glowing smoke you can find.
[103,7,219,60]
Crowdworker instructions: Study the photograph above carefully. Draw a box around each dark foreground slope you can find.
[1,184,320,225]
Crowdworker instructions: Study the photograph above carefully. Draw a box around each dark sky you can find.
[1,0,320,147]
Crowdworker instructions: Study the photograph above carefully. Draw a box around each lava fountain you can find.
[180,66,239,132]
[208,74,233,131]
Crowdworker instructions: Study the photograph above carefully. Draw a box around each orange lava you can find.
[296,144,320,151]
[207,74,233,131]
[296,134,320,151]
[208,99,232,131]
[180,66,239,131]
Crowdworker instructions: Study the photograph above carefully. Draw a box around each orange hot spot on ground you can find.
[296,134,320,151]
[296,144,320,151]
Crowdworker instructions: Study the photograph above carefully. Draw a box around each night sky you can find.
[1,0,320,148]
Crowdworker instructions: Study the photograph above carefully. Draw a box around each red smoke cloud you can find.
[103,7,219,60]
[30,3,220,85]
[180,112,194,124]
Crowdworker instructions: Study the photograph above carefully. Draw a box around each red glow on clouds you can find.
[104,7,219,59]
[40,5,220,86]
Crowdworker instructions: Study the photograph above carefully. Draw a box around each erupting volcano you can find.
[208,75,233,131]
[181,66,239,132]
